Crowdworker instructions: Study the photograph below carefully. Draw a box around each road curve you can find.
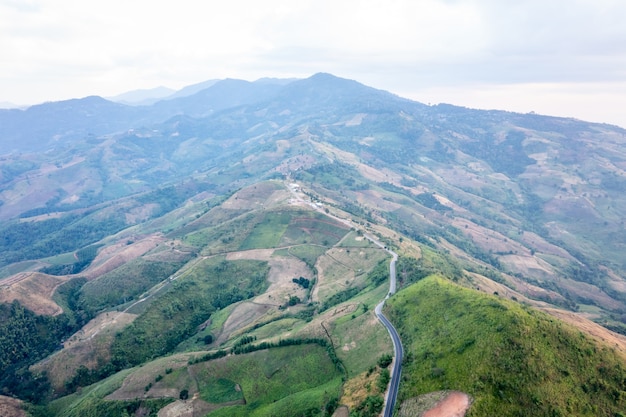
[286,182,403,416]
[367,235,403,417]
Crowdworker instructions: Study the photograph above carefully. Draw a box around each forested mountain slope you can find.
[1,73,626,416]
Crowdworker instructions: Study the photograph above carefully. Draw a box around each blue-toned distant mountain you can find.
[107,86,176,106]
[0,78,298,153]
[2,72,626,327]
[2,72,626,416]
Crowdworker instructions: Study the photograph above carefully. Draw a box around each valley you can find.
[1,73,626,416]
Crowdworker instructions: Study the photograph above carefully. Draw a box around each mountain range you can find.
[1,73,626,416]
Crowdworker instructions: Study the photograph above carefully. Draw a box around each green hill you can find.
[385,276,626,416]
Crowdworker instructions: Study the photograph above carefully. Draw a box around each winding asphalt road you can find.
[287,182,403,416]
[367,235,403,417]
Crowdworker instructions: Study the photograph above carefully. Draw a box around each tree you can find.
[179,389,189,400]
[377,353,392,369]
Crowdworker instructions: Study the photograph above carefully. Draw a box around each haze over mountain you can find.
[1,73,626,416]
[107,86,176,106]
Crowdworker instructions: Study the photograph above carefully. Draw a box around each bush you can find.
[179,389,189,400]
[377,353,393,369]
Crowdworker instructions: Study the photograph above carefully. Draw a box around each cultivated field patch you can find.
[0,272,67,315]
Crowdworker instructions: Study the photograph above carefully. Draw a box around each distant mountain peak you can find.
[108,86,175,106]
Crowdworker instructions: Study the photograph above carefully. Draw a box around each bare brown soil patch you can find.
[32,311,137,391]
[0,272,67,315]
[231,249,311,306]
[332,405,350,417]
[423,392,471,417]
[356,189,402,212]
[0,396,26,417]
[467,271,565,307]
[274,154,317,175]
[556,279,623,311]
[519,230,576,261]
[125,203,160,224]
[158,398,215,417]
[541,307,626,357]
[215,301,275,345]
[220,182,288,210]
[310,140,402,185]
[216,250,311,343]
[498,254,555,281]
[66,312,137,349]
[340,371,383,410]
[605,267,626,294]
[107,353,193,401]
[84,234,165,279]
[452,217,529,256]
[399,391,471,417]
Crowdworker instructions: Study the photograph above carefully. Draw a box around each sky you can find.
[1,0,626,127]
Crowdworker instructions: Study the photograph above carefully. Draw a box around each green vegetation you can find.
[293,161,370,191]
[237,209,349,250]
[196,344,343,416]
[240,211,292,249]
[386,276,626,416]
[286,245,327,269]
[79,257,191,313]
[110,258,269,369]
[0,301,84,403]
[40,244,103,275]
[183,212,257,253]
[201,378,243,403]
[0,213,126,267]
[136,182,214,218]
[5,74,626,417]
[45,396,173,417]
[293,276,311,288]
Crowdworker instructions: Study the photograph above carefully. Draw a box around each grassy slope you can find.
[44,344,341,417]
[385,276,626,417]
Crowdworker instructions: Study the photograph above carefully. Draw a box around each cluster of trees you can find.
[135,181,214,218]
[0,300,87,403]
[41,244,103,276]
[294,161,370,191]
[0,213,126,266]
[460,131,533,177]
[229,337,343,372]
[320,287,363,312]
[109,261,267,367]
[292,276,311,288]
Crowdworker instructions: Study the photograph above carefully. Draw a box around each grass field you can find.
[314,247,389,304]
[240,211,292,250]
[284,244,328,269]
[386,275,626,416]
[79,258,190,313]
[331,284,393,377]
[102,343,342,417]
[194,344,342,416]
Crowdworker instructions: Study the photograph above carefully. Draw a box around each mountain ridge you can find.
[1,72,626,416]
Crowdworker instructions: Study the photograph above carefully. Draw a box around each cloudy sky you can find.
[2,0,626,126]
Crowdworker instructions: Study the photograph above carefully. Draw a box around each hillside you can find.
[385,276,626,416]
[1,73,626,416]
